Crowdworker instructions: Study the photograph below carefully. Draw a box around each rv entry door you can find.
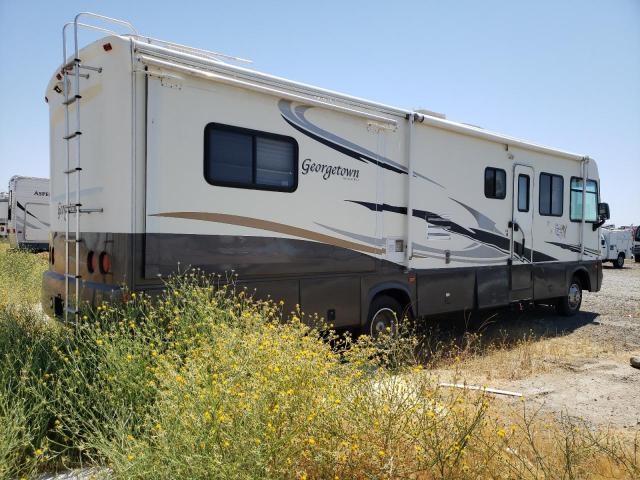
[510,164,534,300]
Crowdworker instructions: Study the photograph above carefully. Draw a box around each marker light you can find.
[99,252,111,274]
[87,251,96,273]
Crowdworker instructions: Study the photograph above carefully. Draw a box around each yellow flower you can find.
[95,339,103,346]
[127,434,134,441]
[35,449,44,456]
[378,450,385,457]
[127,453,135,461]
[127,354,133,362]
[497,429,506,438]
[308,437,316,445]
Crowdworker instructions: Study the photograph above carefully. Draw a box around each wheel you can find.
[614,254,625,269]
[635,255,640,263]
[365,295,403,337]
[556,277,582,317]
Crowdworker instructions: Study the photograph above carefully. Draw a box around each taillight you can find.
[99,252,111,274]
[87,251,96,273]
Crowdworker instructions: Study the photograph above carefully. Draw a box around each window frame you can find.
[517,174,530,212]
[203,122,299,193]
[484,167,507,200]
[538,172,564,217]
[569,176,599,223]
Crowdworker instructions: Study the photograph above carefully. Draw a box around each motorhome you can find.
[0,193,8,238]
[7,176,50,251]
[43,14,610,328]
[600,227,633,268]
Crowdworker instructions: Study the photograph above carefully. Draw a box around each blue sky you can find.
[1,0,638,225]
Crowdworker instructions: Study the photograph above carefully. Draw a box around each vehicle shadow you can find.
[411,305,600,364]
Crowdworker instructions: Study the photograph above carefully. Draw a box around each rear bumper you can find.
[42,270,122,318]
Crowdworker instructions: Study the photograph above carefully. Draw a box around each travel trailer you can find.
[600,227,633,268]
[0,193,8,238]
[43,14,610,328]
[7,176,50,251]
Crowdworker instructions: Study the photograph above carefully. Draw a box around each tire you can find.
[614,254,625,269]
[635,255,640,263]
[365,295,403,337]
[556,276,582,317]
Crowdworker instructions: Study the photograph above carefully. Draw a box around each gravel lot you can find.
[433,261,640,429]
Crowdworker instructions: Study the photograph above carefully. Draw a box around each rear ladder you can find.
[60,13,136,321]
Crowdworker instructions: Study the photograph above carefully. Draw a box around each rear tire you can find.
[614,254,625,269]
[635,255,640,263]
[557,276,582,317]
[365,295,403,337]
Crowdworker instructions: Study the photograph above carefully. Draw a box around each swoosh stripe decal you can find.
[150,212,384,255]
[347,200,558,262]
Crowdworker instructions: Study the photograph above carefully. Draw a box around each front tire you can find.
[365,295,402,337]
[557,277,582,317]
[614,254,625,269]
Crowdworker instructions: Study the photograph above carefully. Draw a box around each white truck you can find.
[600,227,634,268]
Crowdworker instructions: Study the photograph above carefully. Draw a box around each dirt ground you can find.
[429,260,640,430]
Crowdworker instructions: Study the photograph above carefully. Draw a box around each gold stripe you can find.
[151,211,384,255]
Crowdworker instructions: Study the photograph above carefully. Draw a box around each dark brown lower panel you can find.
[42,232,601,326]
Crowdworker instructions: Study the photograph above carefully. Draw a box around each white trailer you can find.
[43,14,610,326]
[7,176,50,251]
[0,193,8,238]
[600,228,634,268]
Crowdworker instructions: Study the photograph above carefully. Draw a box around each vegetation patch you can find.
[0,242,638,479]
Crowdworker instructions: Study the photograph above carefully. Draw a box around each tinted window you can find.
[539,173,563,216]
[484,167,506,199]
[570,178,598,222]
[204,123,298,192]
[518,174,530,212]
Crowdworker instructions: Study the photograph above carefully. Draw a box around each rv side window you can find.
[204,123,298,192]
[569,177,598,222]
[539,173,563,216]
[484,167,506,199]
[517,174,530,212]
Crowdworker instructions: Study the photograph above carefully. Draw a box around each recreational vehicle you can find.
[43,14,610,329]
[600,227,633,268]
[0,193,8,238]
[7,176,50,251]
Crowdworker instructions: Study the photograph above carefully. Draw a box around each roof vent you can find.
[415,109,446,119]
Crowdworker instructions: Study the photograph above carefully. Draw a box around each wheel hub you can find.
[568,283,581,309]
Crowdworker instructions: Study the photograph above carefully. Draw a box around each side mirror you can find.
[592,202,610,231]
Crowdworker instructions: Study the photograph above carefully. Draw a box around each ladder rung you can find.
[64,59,102,73]
[79,208,103,214]
[64,167,83,174]
[64,274,82,279]
[62,95,82,106]
[63,131,82,140]
[64,238,83,243]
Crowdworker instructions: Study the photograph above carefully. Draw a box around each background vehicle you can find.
[7,176,50,251]
[600,227,634,268]
[634,226,640,262]
[0,193,8,238]
[43,14,610,324]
